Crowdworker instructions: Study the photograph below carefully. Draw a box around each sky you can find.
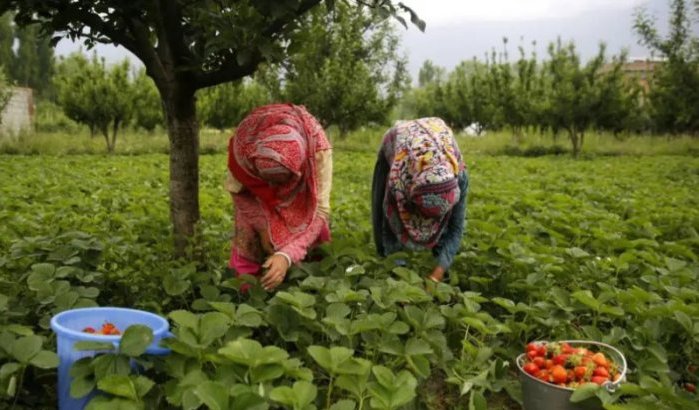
[55,0,675,79]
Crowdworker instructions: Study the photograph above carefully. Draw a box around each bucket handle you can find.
[532,340,628,393]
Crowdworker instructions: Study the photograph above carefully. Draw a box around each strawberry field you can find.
[0,151,698,409]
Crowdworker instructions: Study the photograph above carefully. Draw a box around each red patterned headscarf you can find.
[228,104,331,250]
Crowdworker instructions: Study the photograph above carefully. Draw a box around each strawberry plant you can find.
[0,152,697,409]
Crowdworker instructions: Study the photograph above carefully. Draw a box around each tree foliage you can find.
[0,0,424,254]
[197,79,270,132]
[634,0,699,134]
[0,13,55,97]
[402,38,642,155]
[54,53,132,152]
[269,2,410,135]
[131,69,164,133]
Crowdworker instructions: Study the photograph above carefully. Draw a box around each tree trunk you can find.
[110,119,120,152]
[569,130,580,157]
[102,126,114,154]
[163,88,200,257]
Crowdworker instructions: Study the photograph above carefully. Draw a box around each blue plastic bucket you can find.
[50,307,172,410]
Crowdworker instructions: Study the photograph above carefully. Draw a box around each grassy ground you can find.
[1,126,697,157]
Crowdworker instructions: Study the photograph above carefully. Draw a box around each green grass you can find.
[1,152,698,409]
[1,126,697,157]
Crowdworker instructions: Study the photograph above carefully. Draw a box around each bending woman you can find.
[226,104,332,291]
[371,117,468,283]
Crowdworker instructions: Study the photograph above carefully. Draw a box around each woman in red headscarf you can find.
[225,104,332,291]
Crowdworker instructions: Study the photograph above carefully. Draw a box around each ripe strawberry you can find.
[592,352,609,369]
[533,356,546,369]
[552,354,569,366]
[593,367,610,378]
[551,365,567,384]
[591,376,609,385]
[523,362,539,375]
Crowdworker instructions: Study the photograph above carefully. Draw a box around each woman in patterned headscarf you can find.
[371,117,468,283]
[226,104,332,291]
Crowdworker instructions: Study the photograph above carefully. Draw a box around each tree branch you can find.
[125,16,170,92]
[194,0,322,89]
[157,0,195,66]
[68,6,139,54]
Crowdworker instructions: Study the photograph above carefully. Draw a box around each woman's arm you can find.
[315,149,332,220]
[432,171,469,271]
[276,149,332,264]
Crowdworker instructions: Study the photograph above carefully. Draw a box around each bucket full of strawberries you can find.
[516,340,627,410]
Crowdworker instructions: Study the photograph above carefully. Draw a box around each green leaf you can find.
[570,383,600,402]
[97,375,138,400]
[460,381,474,396]
[218,338,262,366]
[674,311,693,333]
[85,396,143,410]
[566,247,590,258]
[163,274,190,296]
[207,301,236,318]
[11,335,42,363]
[250,364,285,383]
[404,338,433,356]
[31,263,56,277]
[371,365,394,388]
[198,312,230,346]
[92,354,132,379]
[133,376,155,398]
[219,338,288,367]
[29,350,59,369]
[74,341,116,351]
[0,362,21,379]
[469,390,487,410]
[308,345,354,375]
[571,290,601,310]
[236,304,264,327]
[276,291,316,308]
[270,381,317,409]
[169,310,199,329]
[330,399,356,410]
[269,385,295,407]
[70,376,95,399]
[292,381,317,409]
[194,381,230,410]
[119,325,153,357]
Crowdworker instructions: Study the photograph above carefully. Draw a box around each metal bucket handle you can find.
[521,340,628,393]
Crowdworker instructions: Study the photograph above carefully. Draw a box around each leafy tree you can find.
[634,0,699,134]
[54,53,132,152]
[541,40,607,156]
[280,2,410,136]
[0,0,423,255]
[8,24,54,97]
[417,59,446,87]
[593,52,644,136]
[0,13,13,78]
[198,79,270,132]
[131,69,163,133]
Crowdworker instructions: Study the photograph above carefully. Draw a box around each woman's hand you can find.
[260,254,290,291]
[427,265,445,283]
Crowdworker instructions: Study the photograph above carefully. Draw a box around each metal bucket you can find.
[516,340,627,410]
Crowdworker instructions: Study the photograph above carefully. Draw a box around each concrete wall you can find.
[0,87,34,137]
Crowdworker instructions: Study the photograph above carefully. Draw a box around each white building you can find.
[0,87,34,137]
